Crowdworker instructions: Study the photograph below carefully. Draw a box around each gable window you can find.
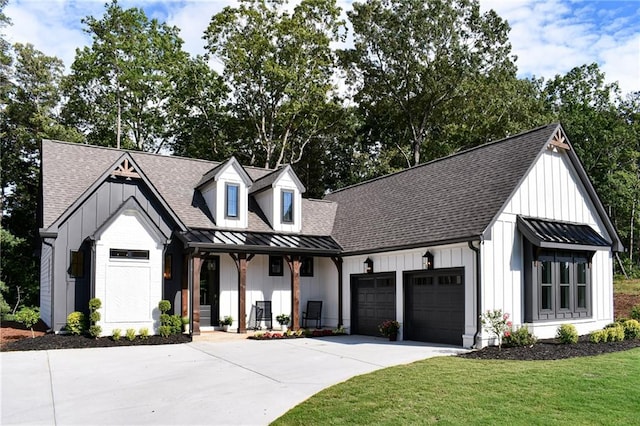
[527,250,591,321]
[301,257,314,277]
[226,183,239,219]
[269,256,283,276]
[110,249,149,260]
[69,250,84,278]
[282,190,294,223]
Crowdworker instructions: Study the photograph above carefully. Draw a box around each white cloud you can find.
[4,0,638,95]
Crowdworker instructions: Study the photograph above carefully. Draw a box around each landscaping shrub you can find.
[126,328,136,341]
[606,323,625,342]
[589,330,606,343]
[15,306,40,338]
[622,319,640,340]
[158,300,171,314]
[631,305,640,321]
[503,326,537,347]
[112,329,122,341]
[66,311,86,335]
[88,298,102,338]
[556,324,578,344]
[159,325,172,337]
[139,328,149,339]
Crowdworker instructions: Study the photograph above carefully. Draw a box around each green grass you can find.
[273,349,640,425]
[614,278,640,295]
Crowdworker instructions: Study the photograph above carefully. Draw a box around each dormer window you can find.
[282,190,294,223]
[226,183,239,219]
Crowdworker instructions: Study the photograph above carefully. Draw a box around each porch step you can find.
[191,330,255,342]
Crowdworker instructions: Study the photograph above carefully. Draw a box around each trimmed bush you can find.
[16,307,40,338]
[88,298,102,311]
[112,329,122,341]
[66,311,86,335]
[139,328,149,339]
[606,323,625,342]
[89,311,101,323]
[631,305,640,321]
[556,324,578,344]
[158,300,171,314]
[589,330,606,343]
[622,319,640,340]
[503,326,537,347]
[89,325,102,338]
[159,325,172,337]
[126,328,136,341]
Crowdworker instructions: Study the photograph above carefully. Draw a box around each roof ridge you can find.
[328,123,559,195]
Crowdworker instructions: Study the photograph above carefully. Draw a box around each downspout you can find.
[42,238,55,332]
[468,240,482,349]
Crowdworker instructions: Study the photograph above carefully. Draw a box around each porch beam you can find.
[181,254,189,318]
[285,255,301,330]
[191,256,204,335]
[331,257,344,327]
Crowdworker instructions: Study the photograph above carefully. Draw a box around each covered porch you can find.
[176,229,343,334]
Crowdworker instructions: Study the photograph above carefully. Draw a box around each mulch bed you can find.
[459,335,640,361]
[1,325,191,352]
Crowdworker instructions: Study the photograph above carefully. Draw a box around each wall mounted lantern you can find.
[363,257,374,274]
[422,251,434,270]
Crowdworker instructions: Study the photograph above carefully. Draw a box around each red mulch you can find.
[614,292,640,319]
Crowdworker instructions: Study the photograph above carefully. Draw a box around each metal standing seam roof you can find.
[178,229,341,255]
[517,216,611,251]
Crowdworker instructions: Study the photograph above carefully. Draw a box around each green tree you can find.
[164,55,231,161]
[1,43,82,309]
[204,0,345,169]
[342,0,515,166]
[63,0,189,152]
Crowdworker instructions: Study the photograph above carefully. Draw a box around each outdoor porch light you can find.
[363,257,374,274]
[422,251,434,270]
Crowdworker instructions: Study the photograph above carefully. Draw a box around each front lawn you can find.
[273,348,640,425]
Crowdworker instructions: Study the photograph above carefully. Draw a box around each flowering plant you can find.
[378,319,400,337]
[276,314,290,325]
[480,309,512,349]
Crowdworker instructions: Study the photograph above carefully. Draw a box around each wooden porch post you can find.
[285,256,301,330]
[230,253,250,333]
[192,256,204,335]
[181,254,189,318]
[331,257,344,327]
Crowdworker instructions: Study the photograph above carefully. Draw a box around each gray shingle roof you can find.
[324,124,561,253]
[41,141,332,236]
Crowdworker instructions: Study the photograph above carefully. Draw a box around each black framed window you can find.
[282,190,294,223]
[226,183,239,219]
[531,250,591,320]
[269,256,283,276]
[69,250,84,278]
[110,249,149,260]
[301,257,314,277]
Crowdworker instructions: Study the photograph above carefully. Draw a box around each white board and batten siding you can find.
[342,244,477,345]
[482,147,614,339]
[217,255,339,330]
[94,210,163,336]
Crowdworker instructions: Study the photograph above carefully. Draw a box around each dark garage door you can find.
[404,268,464,345]
[351,274,396,336]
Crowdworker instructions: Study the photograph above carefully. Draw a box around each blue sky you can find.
[3,0,639,95]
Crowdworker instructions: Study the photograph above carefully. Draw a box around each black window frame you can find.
[225,183,240,219]
[109,249,150,260]
[281,190,294,224]
[269,255,284,276]
[300,256,314,277]
[69,250,84,278]
[525,245,592,322]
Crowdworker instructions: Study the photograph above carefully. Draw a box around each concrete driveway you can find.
[1,335,466,425]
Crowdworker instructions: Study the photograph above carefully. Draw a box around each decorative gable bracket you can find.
[548,129,570,151]
[111,158,140,180]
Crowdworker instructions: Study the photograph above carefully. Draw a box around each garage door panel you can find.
[352,274,396,336]
[405,269,464,346]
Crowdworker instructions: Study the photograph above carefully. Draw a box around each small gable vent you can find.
[548,129,570,151]
[111,158,140,180]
